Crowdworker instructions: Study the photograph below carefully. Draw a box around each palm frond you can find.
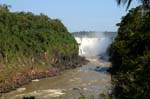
[116,0,133,10]
[126,0,132,10]
[116,0,150,9]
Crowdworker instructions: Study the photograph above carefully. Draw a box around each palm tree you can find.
[116,0,150,10]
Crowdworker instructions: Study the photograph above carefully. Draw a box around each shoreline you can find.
[0,57,88,94]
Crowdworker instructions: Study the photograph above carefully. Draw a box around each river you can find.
[1,58,111,99]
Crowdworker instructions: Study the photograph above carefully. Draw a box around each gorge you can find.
[1,31,117,99]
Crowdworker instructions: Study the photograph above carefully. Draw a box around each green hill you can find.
[0,4,80,86]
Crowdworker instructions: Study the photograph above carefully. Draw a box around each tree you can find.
[110,1,150,98]
[0,4,11,11]
[116,0,150,10]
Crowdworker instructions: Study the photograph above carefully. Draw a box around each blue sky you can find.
[0,0,139,32]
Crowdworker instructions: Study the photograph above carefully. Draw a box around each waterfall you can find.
[73,32,117,60]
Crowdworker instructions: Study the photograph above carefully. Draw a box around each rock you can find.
[32,79,40,82]
[72,87,81,91]
[16,88,26,92]
[23,96,35,99]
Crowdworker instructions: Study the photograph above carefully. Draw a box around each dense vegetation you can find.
[0,4,79,83]
[109,5,150,99]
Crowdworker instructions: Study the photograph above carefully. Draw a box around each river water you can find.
[1,58,111,99]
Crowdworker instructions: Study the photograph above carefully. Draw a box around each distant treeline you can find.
[72,31,117,38]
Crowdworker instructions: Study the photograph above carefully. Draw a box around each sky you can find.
[0,0,139,32]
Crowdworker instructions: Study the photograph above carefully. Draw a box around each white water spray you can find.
[74,32,117,60]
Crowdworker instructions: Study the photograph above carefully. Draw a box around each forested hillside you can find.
[0,4,80,88]
[109,6,150,99]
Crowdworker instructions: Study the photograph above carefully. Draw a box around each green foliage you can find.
[0,4,78,70]
[116,0,150,10]
[109,6,150,98]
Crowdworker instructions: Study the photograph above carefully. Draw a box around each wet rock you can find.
[16,88,26,92]
[83,88,87,90]
[96,66,100,68]
[23,96,35,99]
[72,87,81,91]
